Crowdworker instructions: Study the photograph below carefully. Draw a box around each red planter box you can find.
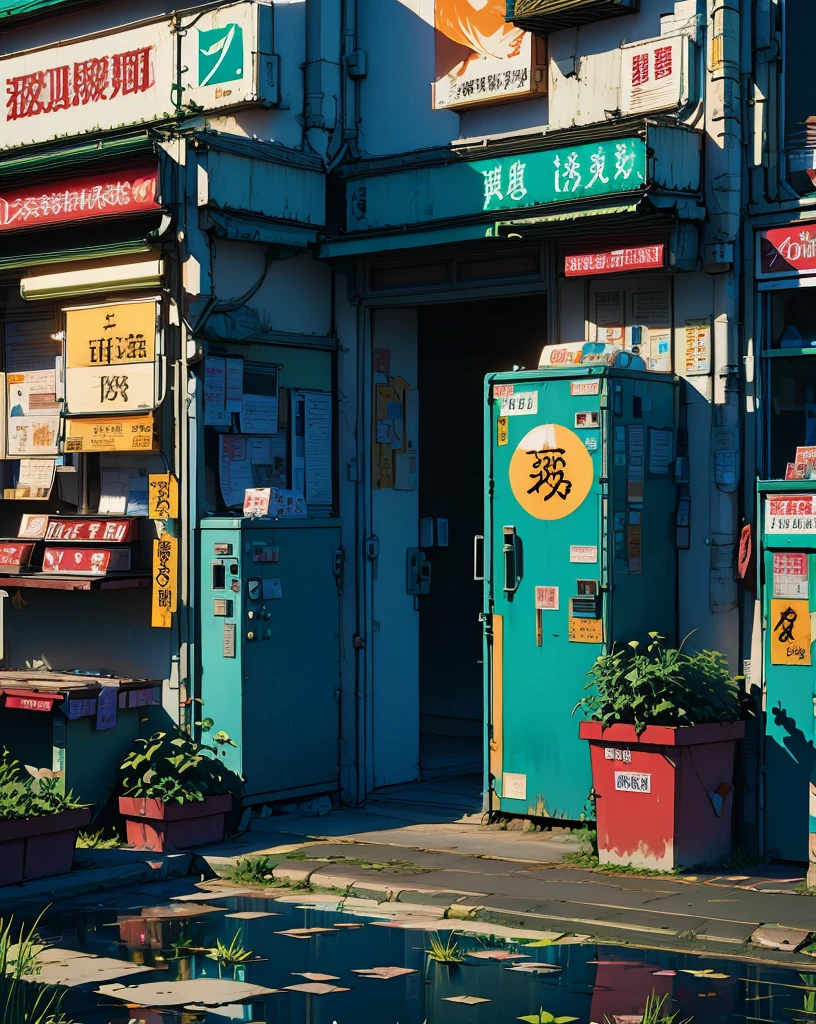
[119,794,231,852]
[579,720,745,870]
[0,807,91,887]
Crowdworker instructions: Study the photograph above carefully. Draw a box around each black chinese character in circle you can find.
[774,605,798,644]
[526,447,572,501]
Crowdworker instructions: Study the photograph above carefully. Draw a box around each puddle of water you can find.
[28,887,816,1024]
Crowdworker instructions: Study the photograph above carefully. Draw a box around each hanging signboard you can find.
[148,474,179,521]
[564,244,665,277]
[64,413,158,452]
[63,299,159,416]
[43,547,132,574]
[152,534,178,628]
[1,2,277,152]
[45,518,136,543]
[620,36,690,116]
[759,225,816,278]
[769,598,812,665]
[432,3,546,111]
[0,167,159,233]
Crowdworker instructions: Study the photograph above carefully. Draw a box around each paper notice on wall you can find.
[204,356,229,426]
[304,392,332,504]
[684,320,712,376]
[394,452,418,491]
[627,425,645,503]
[219,435,254,508]
[595,290,624,329]
[633,290,670,328]
[649,428,673,474]
[17,458,56,499]
[249,432,288,489]
[225,358,244,413]
[7,370,60,456]
[647,329,672,372]
[99,466,149,515]
[773,552,809,599]
[240,394,278,435]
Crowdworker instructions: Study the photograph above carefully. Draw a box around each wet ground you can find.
[29,885,816,1024]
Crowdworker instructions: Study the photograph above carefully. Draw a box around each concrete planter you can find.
[0,806,91,886]
[119,794,231,852]
[579,720,745,870]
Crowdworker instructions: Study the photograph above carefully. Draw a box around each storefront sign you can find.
[149,474,179,521]
[350,137,647,231]
[541,342,585,367]
[564,244,665,277]
[64,299,158,416]
[43,547,131,574]
[770,598,812,665]
[433,9,544,111]
[0,167,158,232]
[151,534,178,628]
[45,518,135,543]
[3,692,59,711]
[765,495,816,533]
[1,3,273,151]
[620,36,688,116]
[64,413,158,452]
[760,225,816,278]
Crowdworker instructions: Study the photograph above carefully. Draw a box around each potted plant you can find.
[575,633,745,870]
[119,718,240,852]
[0,748,91,886]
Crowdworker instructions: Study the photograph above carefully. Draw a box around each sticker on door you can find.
[509,424,594,521]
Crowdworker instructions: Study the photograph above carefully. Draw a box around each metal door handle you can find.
[473,535,484,581]
[502,526,522,594]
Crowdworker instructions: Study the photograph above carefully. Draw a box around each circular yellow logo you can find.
[509,424,594,520]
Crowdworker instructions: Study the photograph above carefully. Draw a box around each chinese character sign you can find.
[149,474,179,522]
[64,299,159,416]
[472,138,646,215]
[64,413,158,452]
[621,36,685,116]
[564,245,665,277]
[152,534,178,628]
[509,423,594,521]
[770,598,812,665]
[432,0,543,110]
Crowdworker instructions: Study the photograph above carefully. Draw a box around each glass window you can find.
[769,288,816,349]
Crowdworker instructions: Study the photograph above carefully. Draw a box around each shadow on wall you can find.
[766,696,815,862]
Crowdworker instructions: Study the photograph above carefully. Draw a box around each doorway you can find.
[416,296,547,780]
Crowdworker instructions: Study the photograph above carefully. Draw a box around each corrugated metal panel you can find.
[205,150,325,229]
[201,209,319,248]
[0,0,99,20]
[647,123,703,194]
[507,0,639,32]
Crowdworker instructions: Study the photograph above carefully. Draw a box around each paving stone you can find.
[693,919,757,944]
[750,924,812,951]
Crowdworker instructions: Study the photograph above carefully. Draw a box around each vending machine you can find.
[758,482,816,862]
[483,365,679,820]
[199,516,342,804]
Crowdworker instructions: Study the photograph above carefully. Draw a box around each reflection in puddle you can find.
[28,888,816,1024]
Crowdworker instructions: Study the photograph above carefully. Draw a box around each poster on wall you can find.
[6,370,60,456]
[431,0,545,110]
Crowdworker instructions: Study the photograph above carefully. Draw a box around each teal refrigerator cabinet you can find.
[199,517,342,805]
[484,367,679,820]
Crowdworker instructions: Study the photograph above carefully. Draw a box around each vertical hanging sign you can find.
[148,474,179,522]
[151,534,178,628]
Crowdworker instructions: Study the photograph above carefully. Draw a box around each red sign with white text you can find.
[564,244,665,277]
[0,167,158,233]
[3,693,60,712]
[760,226,816,277]
[43,547,132,574]
[45,518,137,543]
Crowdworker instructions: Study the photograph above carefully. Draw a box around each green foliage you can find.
[563,826,599,867]
[426,933,466,963]
[0,914,71,1024]
[75,829,119,850]
[120,716,240,804]
[206,929,254,979]
[575,633,740,733]
[605,989,693,1024]
[518,1010,578,1023]
[227,855,283,887]
[0,750,80,822]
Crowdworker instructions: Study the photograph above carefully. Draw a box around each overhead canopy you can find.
[0,0,93,19]
[506,0,639,33]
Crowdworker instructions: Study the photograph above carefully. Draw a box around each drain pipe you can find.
[705,0,742,668]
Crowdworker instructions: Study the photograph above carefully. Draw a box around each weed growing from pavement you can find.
[563,827,682,877]
[426,932,466,963]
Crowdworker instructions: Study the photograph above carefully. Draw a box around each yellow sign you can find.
[770,598,812,665]
[65,299,158,369]
[569,617,604,643]
[509,424,594,520]
[497,416,509,447]
[149,474,179,521]
[64,414,158,452]
[151,534,178,629]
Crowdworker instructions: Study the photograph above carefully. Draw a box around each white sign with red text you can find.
[620,36,690,116]
[1,3,272,151]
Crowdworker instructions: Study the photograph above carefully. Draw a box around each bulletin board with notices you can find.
[202,350,335,517]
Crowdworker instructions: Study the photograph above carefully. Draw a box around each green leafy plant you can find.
[518,1010,578,1024]
[0,914,71,1024]
[575,633,740,734]
[120,715,239,804]
[0,750,80,822]
[205,929,255,979]
[227,855,283,887]
[76,829,119,850]
[425,932,466,963]
[604,990,693,1024]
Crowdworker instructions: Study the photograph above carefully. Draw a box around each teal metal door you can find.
[485,371,604,819]
[760,486,816,862]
